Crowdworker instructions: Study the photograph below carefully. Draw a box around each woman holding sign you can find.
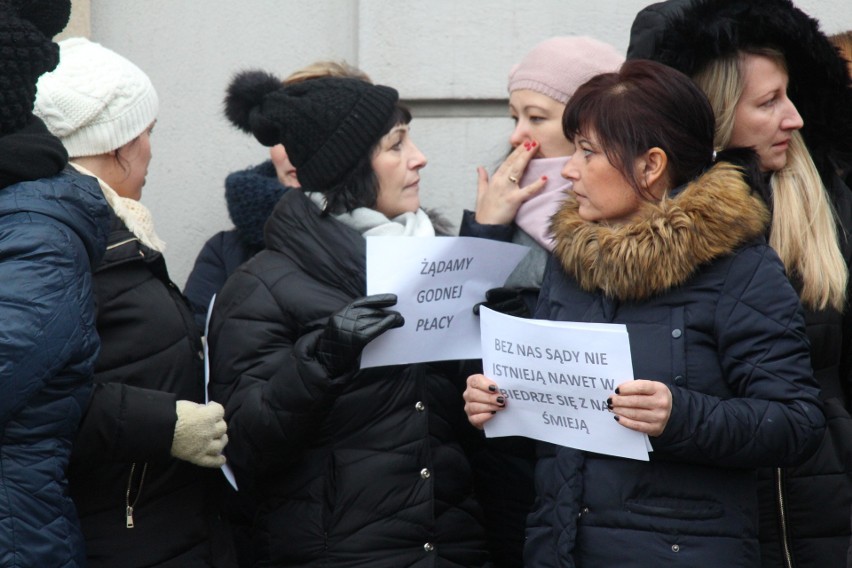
[463,59,824,567]
[207,73,492,567]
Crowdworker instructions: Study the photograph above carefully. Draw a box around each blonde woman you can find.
[629,0,852,565]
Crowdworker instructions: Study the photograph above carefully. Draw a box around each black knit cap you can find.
[627,0,852,183]
[225,71,398,190]
[0,0,70,135]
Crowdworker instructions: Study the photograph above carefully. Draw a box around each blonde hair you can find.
[283,60,371,85]
[829,31,852,76]
[694,48,847,310]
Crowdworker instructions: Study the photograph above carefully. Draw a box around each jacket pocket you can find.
[625,496,723,520]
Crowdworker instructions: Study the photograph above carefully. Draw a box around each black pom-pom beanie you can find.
[224,71,398,190]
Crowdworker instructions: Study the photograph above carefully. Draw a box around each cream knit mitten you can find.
[170,401,228,467]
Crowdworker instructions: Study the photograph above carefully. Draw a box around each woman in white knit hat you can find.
[34,37,235,568]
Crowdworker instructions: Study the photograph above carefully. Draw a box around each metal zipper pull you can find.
[125,462,146,529]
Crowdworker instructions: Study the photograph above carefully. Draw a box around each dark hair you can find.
[562,59,716,198]
[323,104,412,214]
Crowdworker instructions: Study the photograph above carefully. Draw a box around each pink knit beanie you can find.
[508,36,624,104]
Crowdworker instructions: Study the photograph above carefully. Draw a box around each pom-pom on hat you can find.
[508,36,625,104]
[224,71,398,190]
[34,37,159,157]
[0,0,71,135]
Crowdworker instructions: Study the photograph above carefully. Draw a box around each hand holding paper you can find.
[462,373,506,429]
[478,307,650,461]
[316,294,404,376]
[362,236,529,368]
[608,379,673,437]
[472,286,538,318]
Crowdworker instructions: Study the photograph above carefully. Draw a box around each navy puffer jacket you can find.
[526,164,824,568]
[0,167,109,567]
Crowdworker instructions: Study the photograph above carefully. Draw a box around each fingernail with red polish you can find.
[541,176,548,181]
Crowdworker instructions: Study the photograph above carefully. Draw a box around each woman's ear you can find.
[638,147,668,198]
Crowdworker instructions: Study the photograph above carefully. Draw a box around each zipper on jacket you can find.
[126,462,148,528]
[775,467,795,568]
[106,237,139,251]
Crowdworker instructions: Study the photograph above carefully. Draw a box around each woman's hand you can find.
[314,294,404,377]
[608,380,672,437]
[463,374,506,429]
[474,140,547,225]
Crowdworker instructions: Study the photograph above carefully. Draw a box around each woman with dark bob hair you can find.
[207,73,491,567]
[463,59,825,567]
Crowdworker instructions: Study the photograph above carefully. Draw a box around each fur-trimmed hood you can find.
[550,162,769,301]
[627,0,852,179]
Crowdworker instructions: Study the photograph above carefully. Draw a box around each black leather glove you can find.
[315,294,405,376]
[473,286,539,318]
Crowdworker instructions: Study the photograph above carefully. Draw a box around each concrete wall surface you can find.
[83,0,852,287]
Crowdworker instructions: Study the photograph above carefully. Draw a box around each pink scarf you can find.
[514,156,572,251]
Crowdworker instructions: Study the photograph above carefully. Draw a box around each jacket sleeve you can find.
[458,209,515,242]
[183,233,229,333]
[72,382,177,462]
[0,220,96,425]
[654,245,825,468]
[207,269,342,476]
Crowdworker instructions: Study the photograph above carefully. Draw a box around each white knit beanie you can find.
[508,36,624,104]
[34,37,159,158]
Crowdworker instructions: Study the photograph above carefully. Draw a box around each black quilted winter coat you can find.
[69,209,234,568]
[208,189,491,568]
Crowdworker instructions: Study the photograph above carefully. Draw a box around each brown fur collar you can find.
[550,162,769,301]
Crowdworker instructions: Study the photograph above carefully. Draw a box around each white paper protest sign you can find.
[480,307,649,461]
[204,295,238,491]
[361,236,528,368]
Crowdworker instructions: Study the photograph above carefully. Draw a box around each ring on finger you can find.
[508,175,519,184]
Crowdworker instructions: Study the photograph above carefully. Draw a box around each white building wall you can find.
[85,0,852,287]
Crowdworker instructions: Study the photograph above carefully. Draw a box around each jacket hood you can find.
[550,162,769,301]
[225,160,290,251]
[627,0,852,179]
[0,167,109,266]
